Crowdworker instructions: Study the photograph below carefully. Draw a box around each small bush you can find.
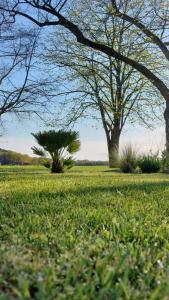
[138,155,161,173]
[120,145,138,173]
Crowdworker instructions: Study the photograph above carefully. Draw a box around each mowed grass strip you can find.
[0,166,169,299]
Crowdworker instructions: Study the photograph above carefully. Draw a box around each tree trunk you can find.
[108,127,121,168]
[51,160,64,173]
[164,101,169,152]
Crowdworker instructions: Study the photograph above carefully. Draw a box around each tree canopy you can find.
[2,0,169,149]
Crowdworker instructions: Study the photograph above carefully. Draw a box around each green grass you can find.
[1,166,169,299]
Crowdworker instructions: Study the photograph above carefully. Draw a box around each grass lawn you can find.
[1,166,169,299]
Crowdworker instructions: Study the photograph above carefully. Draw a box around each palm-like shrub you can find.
[31,130,80,173]
[120,144,138,173]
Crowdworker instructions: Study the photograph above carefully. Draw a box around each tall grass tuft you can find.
[120,144,138,173]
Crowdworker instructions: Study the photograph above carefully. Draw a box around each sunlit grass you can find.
[0,166,169,299]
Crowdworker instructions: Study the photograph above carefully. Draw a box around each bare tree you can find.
[2,0,169,149]
[45,17,163,167]
[0,7,55,127]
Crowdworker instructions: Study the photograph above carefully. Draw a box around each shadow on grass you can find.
[70,181,169,196]
[103,169,121,173]
[7,181,169,203]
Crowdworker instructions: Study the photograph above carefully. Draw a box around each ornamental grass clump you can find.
[120,144,138,173]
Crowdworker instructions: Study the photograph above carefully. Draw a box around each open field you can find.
[1,166,169,299]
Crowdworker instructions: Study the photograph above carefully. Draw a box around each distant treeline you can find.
[0,149,108,166]
[0,148,44,165]
[75,160,108,166]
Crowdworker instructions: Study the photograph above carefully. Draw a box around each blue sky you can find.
[0,114,165,160]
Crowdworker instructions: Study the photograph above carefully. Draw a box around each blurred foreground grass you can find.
[0,166,169,299]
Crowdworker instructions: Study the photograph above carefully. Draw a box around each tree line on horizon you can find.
[0,147,108,166]
[0,148,43,165]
